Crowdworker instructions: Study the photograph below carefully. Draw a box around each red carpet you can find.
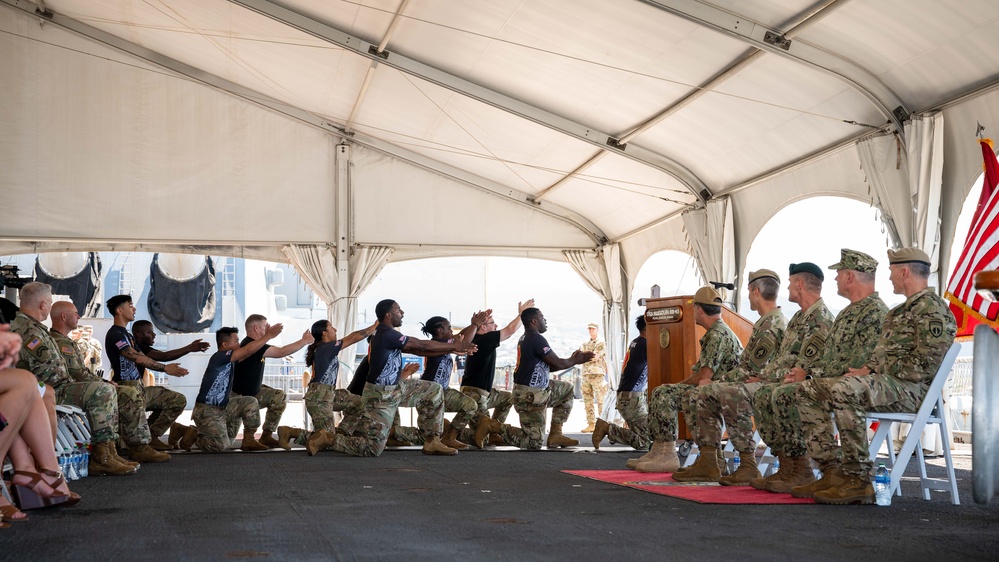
[562,470,815,504]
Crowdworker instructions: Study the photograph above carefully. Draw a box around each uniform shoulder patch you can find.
[60,345,75,355]
[26,338,41,351]
[929,319,944,338]
[803,342,820,358]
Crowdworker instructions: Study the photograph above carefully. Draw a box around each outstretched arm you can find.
[120,347,189,377]
[499,299,534,342]
[233,324,284,363]
[341,321,379,349]
[263,330,314,358]
[542,349,594,371]
[403,337,477,357]
[144,339,210,362]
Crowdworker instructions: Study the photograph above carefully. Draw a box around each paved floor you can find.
[3,435,997,561]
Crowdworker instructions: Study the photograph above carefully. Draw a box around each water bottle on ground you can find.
[80,446,90,478]
[875,463,891,506]
[732,454,740,474]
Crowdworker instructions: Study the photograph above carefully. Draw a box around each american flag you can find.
[944,138,999,338]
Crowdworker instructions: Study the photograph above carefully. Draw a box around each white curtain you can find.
[681,197,736,304]
[906,112,945,273]
[283,244,394,334]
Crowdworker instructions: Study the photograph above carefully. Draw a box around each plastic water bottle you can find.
[875,463,891,506]
[732,455,740,473]
[80,447,90,478]
[772,457,780,476]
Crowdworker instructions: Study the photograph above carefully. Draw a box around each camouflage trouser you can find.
[696,382,751,452]
[763,382,809,457]
[394,387,476,445]
[332,383,402,457]
[55,380,119,444]
[456,386,514,443]
[118,381,187,441]
[293,383,363,446]
[255,385,287,433]
[581,373,607,425]
[648,383,697,443]
[389,379,446,445]
[607,391,651,450]
[799,374,925,477]
[498,381,574,450]
[192,397,261,453]
[115,382,151,445]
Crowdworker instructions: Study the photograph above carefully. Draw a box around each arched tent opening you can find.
[629,249,701,337]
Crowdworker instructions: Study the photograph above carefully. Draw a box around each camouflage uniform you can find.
[192,397,261,453]
[798,288,956,476]
[10,312,120,444]
[456,386,514,444]
[607,391,651,449]
[579,338,607,426]
[332,380,445,457]
[291,383,363,446]
[81,335,103,377]
[696,307,786,451]
[253,385,287,435]
[497,380,575,450]
[764,293,888,456]
[648,319,741,443]
[394,386,477,445]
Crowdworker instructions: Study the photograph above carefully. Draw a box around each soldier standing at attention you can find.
[755,250,887,494]
[231,314,313,449]
[579,322,607,433]
[11,283,135,476]
[474,307,594,450]
[794,247,956,505]
[592,315,652,452]
[105,294,188,463]
[176,324,284,453]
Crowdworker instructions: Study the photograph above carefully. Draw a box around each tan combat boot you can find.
[813,474,875,505]
[635,441,681,473]
[765,456,816,493]
[719,451,762,486]
[88,442,137,476]
[129,443,171,463]
[278,426,302,450]
[488,433,506,446]
[546,423,579,448]
[750,453,789,490]
[474,415,502,449]
[672,446,722,482]
[179,426,199,452]
[628,441,666,469]
[306,430,335,456]
[110,446,140,470]
[441,426,470,450]
[258,431,282,449]
[149,436,172,451]
[581,423,595,433]
[422,435,458,456]
[240,433,269,452]
[168,423,189,449]
[591,419,611,449]
[791,465,846,498]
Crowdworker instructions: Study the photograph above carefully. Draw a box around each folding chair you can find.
[866,343,961,505]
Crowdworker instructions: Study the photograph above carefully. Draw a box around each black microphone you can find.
[709,281,736,291]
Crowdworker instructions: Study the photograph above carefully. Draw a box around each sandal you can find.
[0,500,28,523]
[11,471,69,510]
[39,468,80,506]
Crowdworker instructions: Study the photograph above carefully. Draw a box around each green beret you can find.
[829,248,878,273]
[693,286,724,306]
[888,247,931,266]
[789,262,824,282]
[748,269,780,285]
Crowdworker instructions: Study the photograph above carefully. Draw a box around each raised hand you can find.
[301,329,315,344]
[518,299,535,313]
[266,323,284,338]
[188,338,211,353]
[470,309,492,326]
[165,364,189,377]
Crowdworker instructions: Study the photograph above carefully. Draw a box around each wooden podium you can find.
[643,295,754,439]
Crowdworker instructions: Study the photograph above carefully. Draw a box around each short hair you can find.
[375,299,397,321]
[421,316,448,338]
[794,272,823,294]
[20,282,52,308]
[245,314,267,330]
[696,303,722,316]
[216,327,239,347]
[133,319,153,332]
[520,307,541,326]
[906,262,931,279]
[748,276,779,301]
[635,315,646,331]
[854,270,876,284]
[106,294,132,316]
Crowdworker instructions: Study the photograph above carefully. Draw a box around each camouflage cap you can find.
[748,268,780,285]
[829,248,878,273]
[692,286,724,306]
[587,322,599,329]
[789,262,824,282]
[888,247,931,266]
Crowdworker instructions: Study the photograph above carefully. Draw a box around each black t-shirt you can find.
[618,336,649,392]
[461,331,501,391]
[367,325,408,386]
[311,340,344,386]
[196,350,235,407]
[420,338,454,386]
[513,332,552,388]
[348,355,369,396]
[232,336,271,396]
[106,325,141,382]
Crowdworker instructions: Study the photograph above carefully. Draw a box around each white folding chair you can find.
[866,343,961,505]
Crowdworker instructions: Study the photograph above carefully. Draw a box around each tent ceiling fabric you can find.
[3,0,999,303]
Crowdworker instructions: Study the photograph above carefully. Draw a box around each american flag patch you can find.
[26,338,41,350]
[60,345,75,354]
[116,340,129,350]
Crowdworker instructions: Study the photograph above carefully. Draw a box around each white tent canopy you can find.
[3,0,999,352]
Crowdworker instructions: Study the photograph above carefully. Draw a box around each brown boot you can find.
[591,419,611,449]
[581,423,595,433]
[441,427,470,450]
[129,443,171,463]
[179,426,198,452]
[278,426,301,450]
[488,433,506,446]
[791,465,846,498]
[765,456,816,493]
[149,436,172,451]
[474,415,501,449]
[88,442,137,476]
[636,441,681,473]
[672,446,722,482]
[719,451,762,486]
[111,447,140,470]
[422,436,458,456]
[258,431,282,449]
[306,430,335,456]
[813,474,875,505]
[241,434,269,452]
[168,423,188,449]
[750,454,789,490]
[546,423,579,448]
